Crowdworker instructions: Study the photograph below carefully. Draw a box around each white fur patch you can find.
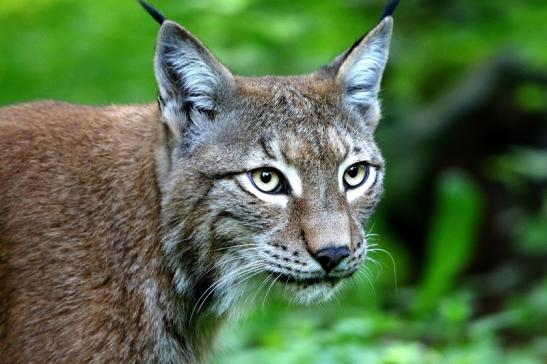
[272,161,303,196]
[346,167,377,203]
[284,281,341,305]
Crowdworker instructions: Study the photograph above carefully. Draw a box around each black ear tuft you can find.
[380,0,400,19]
[137,0,166,25]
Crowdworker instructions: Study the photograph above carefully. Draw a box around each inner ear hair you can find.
[336,17,393,112]
[318,16,393,130]
[154,21,234,139]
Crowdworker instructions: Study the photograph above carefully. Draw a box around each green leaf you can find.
[413,170,483,315]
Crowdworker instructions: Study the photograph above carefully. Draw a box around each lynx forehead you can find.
[0,1,398,363]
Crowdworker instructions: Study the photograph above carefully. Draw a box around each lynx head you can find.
[150,4,394,316]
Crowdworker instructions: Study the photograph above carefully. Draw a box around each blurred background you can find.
[1,0,545,362]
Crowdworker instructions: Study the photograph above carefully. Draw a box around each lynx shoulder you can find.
[0,1,398,362]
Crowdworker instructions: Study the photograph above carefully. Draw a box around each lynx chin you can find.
[0,0,399,362]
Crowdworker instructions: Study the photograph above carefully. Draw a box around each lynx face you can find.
[156,16,392,313]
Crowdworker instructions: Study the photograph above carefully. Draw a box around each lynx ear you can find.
[154,21,234,139]
[329,17,393,127]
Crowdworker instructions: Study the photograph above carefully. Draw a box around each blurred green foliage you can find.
[1,0,546,363]
[413,171,482,315]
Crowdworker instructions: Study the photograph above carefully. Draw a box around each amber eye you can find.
[343,163,369,188]
[249,168,283,193]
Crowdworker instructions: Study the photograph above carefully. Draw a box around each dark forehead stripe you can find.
[259,137,276,160]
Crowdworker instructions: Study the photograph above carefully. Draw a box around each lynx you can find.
[0,0,398,362]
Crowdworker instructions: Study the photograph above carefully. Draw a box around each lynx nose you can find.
[312,246,351,273]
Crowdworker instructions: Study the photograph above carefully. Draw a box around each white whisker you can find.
[262,273,282,309]
[367,247,398,293]
[190,261,267,320]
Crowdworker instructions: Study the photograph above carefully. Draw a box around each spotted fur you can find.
[0,11,394,364]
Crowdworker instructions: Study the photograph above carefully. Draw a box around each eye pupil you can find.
[347,166,358,178]
[261,171,272,183]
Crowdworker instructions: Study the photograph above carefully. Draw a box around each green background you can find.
[1,0,546,363]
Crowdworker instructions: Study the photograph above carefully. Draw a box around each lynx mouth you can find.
[268,272,354,286]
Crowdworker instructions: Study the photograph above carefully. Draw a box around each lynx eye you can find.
[343,163,369,188]
[249,168,283,194]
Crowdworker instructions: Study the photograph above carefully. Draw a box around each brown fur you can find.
[0,102,169,362]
